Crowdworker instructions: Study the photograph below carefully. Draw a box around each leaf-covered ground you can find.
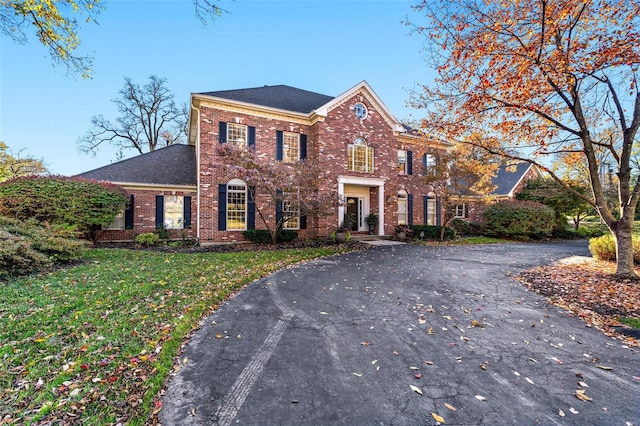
[517,259,640,348]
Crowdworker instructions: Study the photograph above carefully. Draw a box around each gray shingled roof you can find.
[76,144,196,186]
[491,162,533,195]
[199,85,335,114]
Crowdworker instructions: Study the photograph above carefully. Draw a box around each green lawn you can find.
[0,247,349,425]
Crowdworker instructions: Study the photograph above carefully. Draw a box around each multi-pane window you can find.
[347,137,374,173]
[105,210,125,230]
[398,190,408,225]
[454,204,467,218]
[426,192,436,225]
[282,192,300,230]
[398,150,407,175]
[227,123,247,148]
[283,132,300,163]
[227,180,247,230]
[164,196,184,229]
[424,153,436,176]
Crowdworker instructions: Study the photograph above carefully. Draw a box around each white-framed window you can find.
[347,137,374,173]
[227,123,248,148]
[227,179,247,230]
[398,150,407,175]
[426,192,436,225]
[282,192,300,230]
[283,132,300,163]
[105,210,125,230]
[424,153,436,176]
[164,195,184,229]
[398,190,408,225]
[454,203,467,218]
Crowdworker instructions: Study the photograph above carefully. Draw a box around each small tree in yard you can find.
[0,176,127,242]
[409,0,640,278]
[516,177,595,231]
[216,144,338,244]
[422,142,498,240]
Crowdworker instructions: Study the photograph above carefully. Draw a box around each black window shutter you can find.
[464,203,469,219]
[422,154,427,176]
[183,196,192,228]
[407,151,413,175]
[248,126,256,149]
[276,131,284,161]
[300,134,307,160]
[155,195,164,228]
[436,197,442,226]
[218,184,227,231]
[247,186,256,230]
[124,194,134,229]
[423,196,428,224]
[300,215,307,229]
[408,194,414,225]
[219,122,227,144]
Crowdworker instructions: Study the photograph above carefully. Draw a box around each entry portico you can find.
[337,175,385,236]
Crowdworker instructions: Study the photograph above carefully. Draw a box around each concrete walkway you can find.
[160,241,639,425]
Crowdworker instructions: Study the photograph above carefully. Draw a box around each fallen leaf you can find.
[525,377,534,384]
[596,365,613,371]
[372,359,378,365]
[475,395,487,401]
[479,362,487,370]
[353,372,363,377]
[414,373,422,379]
[575,389,592,401]
[410,385,423,395]
[569,407,579,414]
[471,320,483,327]
[409,366,419,370]
[360,341,370,346]
[320,311,329,315]
[424,360,434,365]
[578,381,588,388]
[428,327,435,335]
[559,409,565,417]
[431,412,445,423]
[444,403,456,411]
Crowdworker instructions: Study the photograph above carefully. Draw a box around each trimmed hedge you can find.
[589,234,640,263]
[409,225,456,240]
[243,229,299,243]
[482,200,555,240]
[0,217,87,280]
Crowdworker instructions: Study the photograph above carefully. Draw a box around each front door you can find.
[346,197,359,231]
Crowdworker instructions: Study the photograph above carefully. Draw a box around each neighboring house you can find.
[461,162,543,222]
[78,81,451,243]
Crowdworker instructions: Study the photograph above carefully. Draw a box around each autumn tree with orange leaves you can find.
[408,0,640,278]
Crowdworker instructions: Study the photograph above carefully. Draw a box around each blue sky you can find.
[0,0,435,176]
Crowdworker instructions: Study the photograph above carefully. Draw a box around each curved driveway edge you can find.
[160,241,639,425]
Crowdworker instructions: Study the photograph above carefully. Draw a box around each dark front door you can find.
[346,197,358,231]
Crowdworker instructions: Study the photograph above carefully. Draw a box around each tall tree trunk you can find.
[613,217,638,279]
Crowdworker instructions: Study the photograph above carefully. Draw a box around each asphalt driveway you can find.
[160,241,640,425]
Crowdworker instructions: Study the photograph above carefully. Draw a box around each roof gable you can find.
[491,162,538,196]
[198,85,335,114]
[316,81,406,133]
[76,144,196,186]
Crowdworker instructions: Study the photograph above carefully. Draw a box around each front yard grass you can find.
[0,246,349,425]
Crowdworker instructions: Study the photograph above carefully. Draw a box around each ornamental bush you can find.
[134,233,161,247]
[589,234,640,263]
[409,224,456,240]
[0,175,127,242]
[0,216,87,280]
[482,200,555,240]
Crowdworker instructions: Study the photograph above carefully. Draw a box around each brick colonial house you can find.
[78,81,452,243]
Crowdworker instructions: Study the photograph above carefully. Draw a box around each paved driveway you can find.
[160,241,640,425]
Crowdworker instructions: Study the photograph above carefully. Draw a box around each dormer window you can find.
[347,137,374,173]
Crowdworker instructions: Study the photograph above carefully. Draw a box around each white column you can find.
[378,184,384,236]
[337,180,345,228]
